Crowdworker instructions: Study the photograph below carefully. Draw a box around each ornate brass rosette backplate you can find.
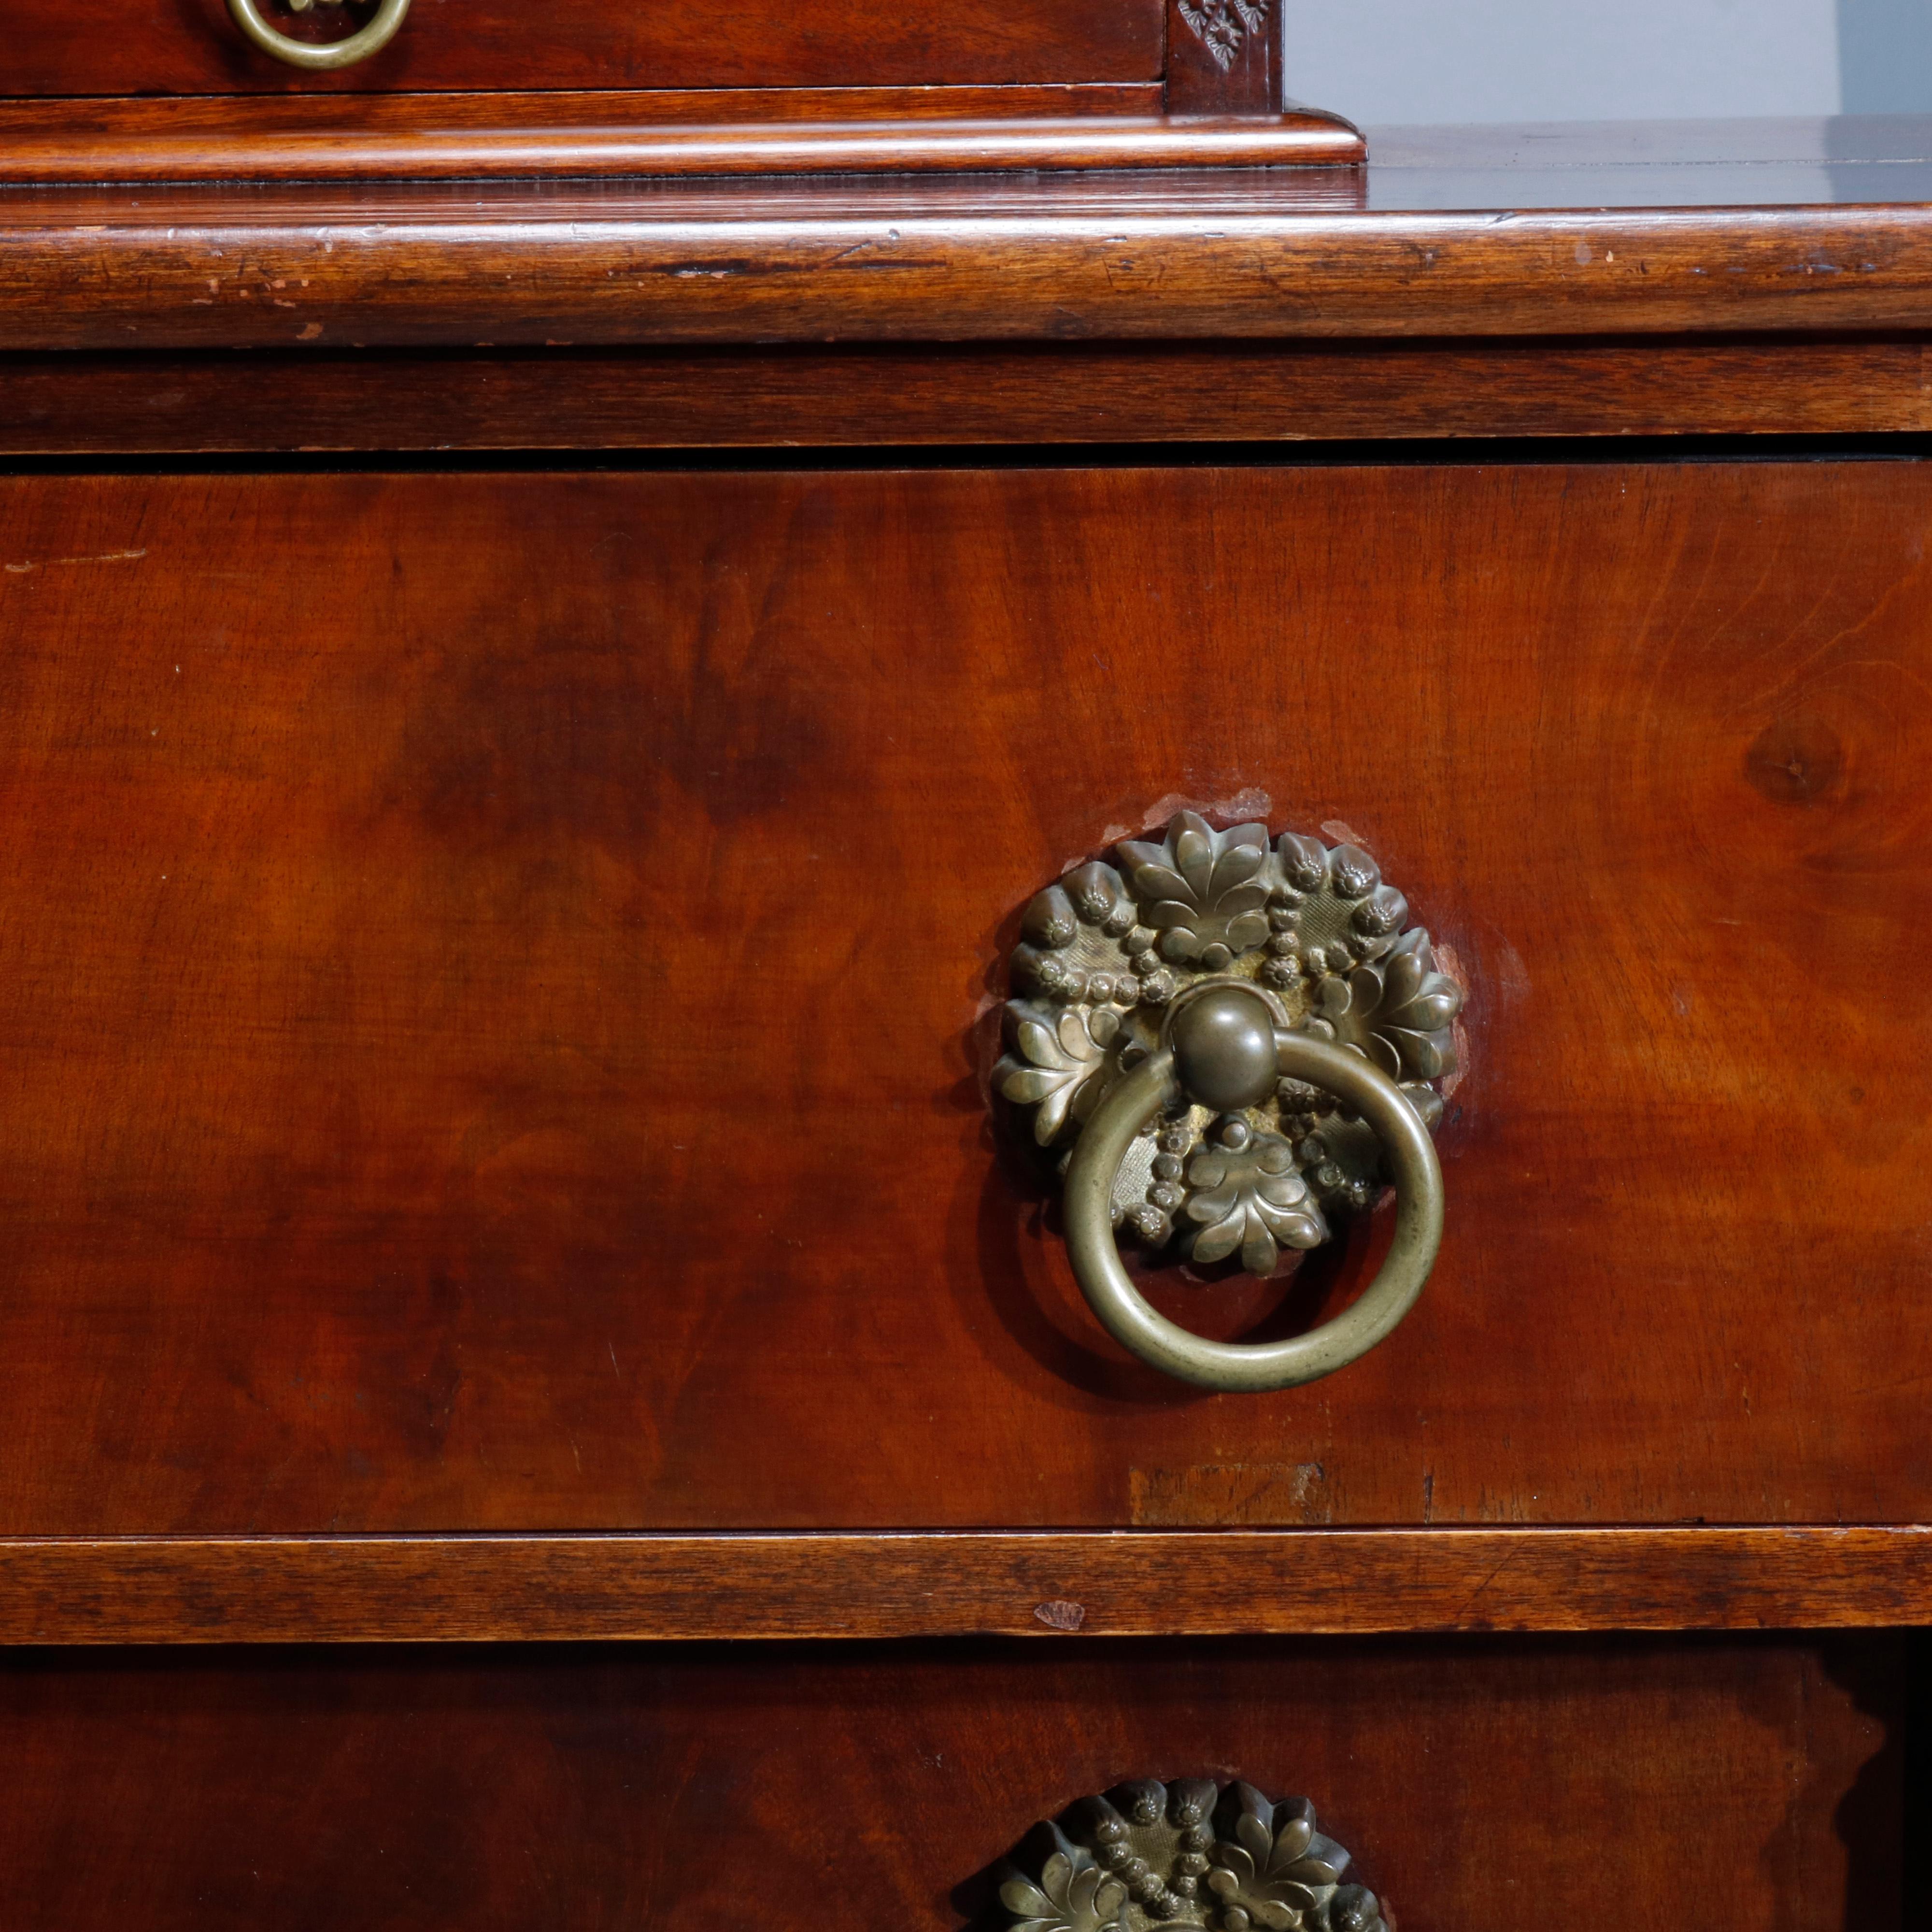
[996,1779,1386,1932]
[993,813,1462,1276]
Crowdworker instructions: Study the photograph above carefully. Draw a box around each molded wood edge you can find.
[2,198,1932,349]
[0,110,1362,185]
[2,337,1928,450]
[1,1527,1927,1644]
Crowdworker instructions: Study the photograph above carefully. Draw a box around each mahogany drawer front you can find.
[0,461,1927,1535]
[8,0,1161,96]
[0,1634,1904,1929]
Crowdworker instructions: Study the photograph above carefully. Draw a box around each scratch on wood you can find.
[5,548,147,575]
[1071,789,1274,875]
[1131,1463,1332,1525]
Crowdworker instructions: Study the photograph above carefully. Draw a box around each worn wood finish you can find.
[3,337,1928,453]
[0,96,1360,185]
[4,1530,1932,1644]
[0,1635,1903,1930]
[0,461,1929,1534]
[4,185,1932,351]
[4,0,1162,96]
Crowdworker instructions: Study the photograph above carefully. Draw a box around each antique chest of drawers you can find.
[0,13,1927,1922]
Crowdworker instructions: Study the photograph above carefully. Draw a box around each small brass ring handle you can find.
[225,0,410,70]
[1065,989,1443,1393]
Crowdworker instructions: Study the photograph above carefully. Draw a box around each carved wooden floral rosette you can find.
[992,813,1462,1276]
[997,1779,1387,1932]
[1178,0,1270,72]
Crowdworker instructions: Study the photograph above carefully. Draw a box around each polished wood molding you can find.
[3,336,1925,452]
[0,94,1362,184]
[3,1528,1928,1644]
[1,187,1928,350]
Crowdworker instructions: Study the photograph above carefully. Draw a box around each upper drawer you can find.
[0,459,1927,1535]
[9,0,1163,95]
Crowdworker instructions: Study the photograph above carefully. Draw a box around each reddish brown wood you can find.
[0,116,1918,1914]
[2,185,1930,350]
[0,1635,1902,1930]
[0,95,1359,185]
[1,1530,1930,1643]
[0,462,1929,1535]
[0,85,1161,146]
[4,0,1162,95]
[1,336,1926,453]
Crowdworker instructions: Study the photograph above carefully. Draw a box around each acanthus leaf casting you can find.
[991,812,1463,1276]
[992,1779,1387,1932]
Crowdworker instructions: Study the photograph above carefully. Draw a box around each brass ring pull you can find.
[1064,985,1443,1392]
[992,812,1464,1395]
[225,0,410,70]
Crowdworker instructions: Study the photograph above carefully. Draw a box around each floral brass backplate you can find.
[996,1779,1386,1932]
[992,812,1463,1276]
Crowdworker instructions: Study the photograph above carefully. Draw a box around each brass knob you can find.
[991,811,1463,1393]
[225,0,410,70]
[1170,984,1282,1112]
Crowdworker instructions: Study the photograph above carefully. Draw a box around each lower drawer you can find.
[0,1634,1907,1927]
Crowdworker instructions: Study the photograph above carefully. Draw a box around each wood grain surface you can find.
[0,1634,1903,1930]
[0,460,1928,1535]
[2,338,1927,453]
[3,1530,1931,1643]
[4,186,1932,350]
[4,0,1162,96]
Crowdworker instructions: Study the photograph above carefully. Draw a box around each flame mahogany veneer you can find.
[0,461,1928,1537]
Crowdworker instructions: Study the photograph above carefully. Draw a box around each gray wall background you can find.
[1290,0,1932,123]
